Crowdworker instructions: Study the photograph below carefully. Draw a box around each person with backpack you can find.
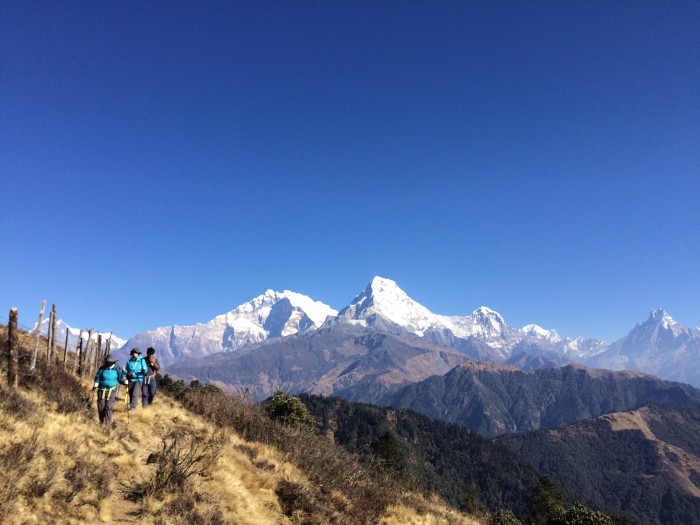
[93,355,127,427]
[143,347,160,407]
[124,348,147,409]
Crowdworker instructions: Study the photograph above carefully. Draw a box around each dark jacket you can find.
[145,355,160,377]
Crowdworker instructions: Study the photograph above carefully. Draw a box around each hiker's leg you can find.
[142,380,149,407]
[149,378,157,404]
[104,391,116,426]
[129,381,141,409]
[97,391,106,424]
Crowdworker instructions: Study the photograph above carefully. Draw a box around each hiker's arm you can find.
[117,368,126,385]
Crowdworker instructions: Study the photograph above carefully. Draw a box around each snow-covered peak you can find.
[471,306,506,326]
[521,323,561,343]
[647,308,677,329]
[340,276,435,332]
[229,290,336,327]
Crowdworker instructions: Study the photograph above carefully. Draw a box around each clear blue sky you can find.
[2,2,698,342]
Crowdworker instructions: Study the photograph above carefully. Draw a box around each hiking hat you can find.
[130,348,142,355]
[104,355,117,364]
[147,347,156,356]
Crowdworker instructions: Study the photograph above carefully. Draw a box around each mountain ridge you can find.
[46,276,700,387]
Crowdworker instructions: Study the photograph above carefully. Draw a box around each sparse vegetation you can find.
[0,323,481,524]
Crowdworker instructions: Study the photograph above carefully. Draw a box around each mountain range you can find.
[108,276,699,388]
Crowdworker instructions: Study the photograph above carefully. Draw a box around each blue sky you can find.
[2,2,699,341]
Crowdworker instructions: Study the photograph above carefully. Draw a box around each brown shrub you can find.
[0,384,38,419]
[129,431,225,500]
[162,489,228,525]
[180,389,399,525]
[21,359,91,416]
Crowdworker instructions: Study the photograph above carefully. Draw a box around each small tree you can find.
[488,509,522,525]
[372,429,407,477]
[529,477,566,524]
[264,391,316,431]
[551,503,613,525]
[459,483,488,517]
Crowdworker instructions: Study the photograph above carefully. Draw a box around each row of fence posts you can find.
[6,302,114,388]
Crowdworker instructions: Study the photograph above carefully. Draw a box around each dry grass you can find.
[0,323,483,524]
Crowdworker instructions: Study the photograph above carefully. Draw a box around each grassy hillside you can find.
[0,323,481,524]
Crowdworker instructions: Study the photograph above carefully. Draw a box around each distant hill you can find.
[498,403,700,525]
[380,362,700,437]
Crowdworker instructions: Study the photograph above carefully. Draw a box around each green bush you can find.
[551,503,613,525]
[264,391,316,431]
[489,509,522,525]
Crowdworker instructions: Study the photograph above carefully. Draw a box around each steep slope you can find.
[498,403,700,525]
[381,362,700,437]
[118,290,337,366]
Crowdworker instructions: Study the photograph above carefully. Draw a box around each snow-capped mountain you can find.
[118,290,337,366]
[69,275,694,389]
[586,308,700,385]
[520,324,561,343]
[36,318,126,353]
[333,277,537,360]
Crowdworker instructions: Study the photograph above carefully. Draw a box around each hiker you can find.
[93,355,127,427]
[124,348,147,409]
[143,346,160,407]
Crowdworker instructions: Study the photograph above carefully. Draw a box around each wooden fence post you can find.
[7,308,19,388]
[77,334,85,377]
[46,308,53,363]
[72,330,83,375]
[83,330,93,377]
[94,334,103,372]
[62,328,70,370]
[30,300,46,371]
[47,304,57,365]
